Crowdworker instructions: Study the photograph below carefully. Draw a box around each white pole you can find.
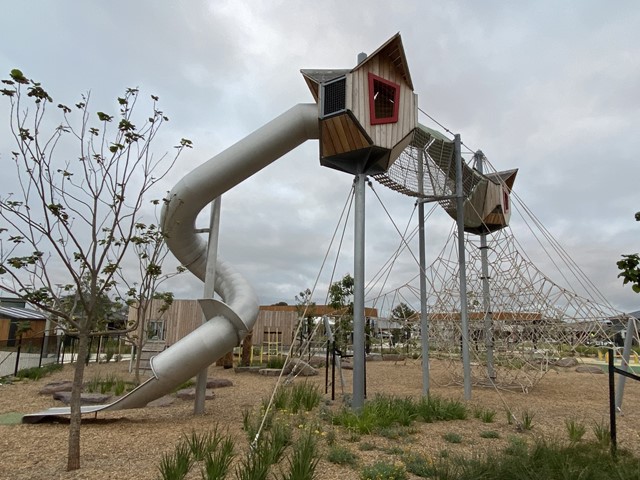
[475,151,495,381]
[194,197,221,414]
[417,149,430,395]
[352,173,366,411]
[454,134,472,400]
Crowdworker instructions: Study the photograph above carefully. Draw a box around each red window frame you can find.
[368,73,400,125]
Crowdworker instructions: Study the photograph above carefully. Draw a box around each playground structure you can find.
[22,33,637,423]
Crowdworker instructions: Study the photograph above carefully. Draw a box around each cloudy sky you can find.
[1,0,639,315]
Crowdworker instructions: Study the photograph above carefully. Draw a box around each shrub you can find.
[14,363,63,380]
[479,430,500,439]
[402,453,436,478]
[327,444,358,466]
[360,460,408,480]
[442,432,462,444]
[279,429,319,480]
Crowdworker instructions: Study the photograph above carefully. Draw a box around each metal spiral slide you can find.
[22,104,319,423]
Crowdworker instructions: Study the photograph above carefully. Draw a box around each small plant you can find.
[280,429,320,480]
[262,421,292,465]
[202,435,235,479]
[479,430,500,439]
[505,408,514,425]
[504,436,528,456]
[358,442,376,451]
[592,419,611,447]
[416,395,467,423]
[327,444,358,467]
[347,429,361,443]
[235,450,270,480]
[113,378,127,396]
[157,442,192,480]
[266,355,286,369]
[360,460,408,480]
[85,375,102,393]
[565,417,586,443]
[325,428,337,446]
[272,386,289,411]
[403,453,436,478]
[185,430,214,461]
[384,446,405,456]
[290,382,321,413]
[378,425,411,440]
[520,410,535,431]
[480,409,496,423]
[442,432,462,444]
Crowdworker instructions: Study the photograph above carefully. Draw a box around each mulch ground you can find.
[1,357,638,479]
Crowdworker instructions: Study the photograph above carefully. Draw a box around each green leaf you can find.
[10,68,28,84]
[97,111,113,122]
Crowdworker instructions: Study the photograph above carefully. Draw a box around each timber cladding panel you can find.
[320,113,371,157]
[349,54,416,150]
[0,319,10,342]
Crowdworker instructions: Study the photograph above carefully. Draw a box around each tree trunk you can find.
[133,338,143,384]
[67,331,89,471]
[222,351,234,369]
[241,331,253,366]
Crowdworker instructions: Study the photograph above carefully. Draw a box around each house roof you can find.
[300,33,414,101]
[0,306,47,321]
[352,33,413,90]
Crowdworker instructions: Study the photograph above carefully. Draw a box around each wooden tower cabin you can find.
[301,33,417,175]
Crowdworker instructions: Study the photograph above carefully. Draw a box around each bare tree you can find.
[0,69,191,470]
[120,220,185,383]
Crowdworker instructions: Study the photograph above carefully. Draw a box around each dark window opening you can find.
[322,77,346,117]
[368,73,400,125]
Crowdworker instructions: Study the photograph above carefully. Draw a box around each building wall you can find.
[129,300,378,349]
[348,56,416,150]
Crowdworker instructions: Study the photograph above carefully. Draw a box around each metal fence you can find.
[0,334,128,377]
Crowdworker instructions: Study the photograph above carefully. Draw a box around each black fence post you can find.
[13,341,21,377]
[608,348,617,457]
[38,335,46,368]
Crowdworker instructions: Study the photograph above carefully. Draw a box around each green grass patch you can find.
[14,363,63,380]
[430,437,640,479]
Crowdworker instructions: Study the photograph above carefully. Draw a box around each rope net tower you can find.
[368,122,632,391]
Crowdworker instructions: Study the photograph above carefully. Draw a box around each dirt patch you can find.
[0,358,638,479]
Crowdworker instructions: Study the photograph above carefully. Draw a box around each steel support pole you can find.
[475,151,495,381]
[352,173,366,411]
[454,134,472,400]
[615,317,636,412]
[417,150,430,395]
[195,197,222,414]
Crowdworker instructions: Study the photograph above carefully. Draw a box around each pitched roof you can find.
[0,306,47,320]
[352,33,413,90]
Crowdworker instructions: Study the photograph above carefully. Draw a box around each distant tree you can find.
[272,301,288,306]
[0,69,191,471]
[617,212,640,294]
[390,302,417,347]
[328,274,354,350]
[295,288,316,350]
